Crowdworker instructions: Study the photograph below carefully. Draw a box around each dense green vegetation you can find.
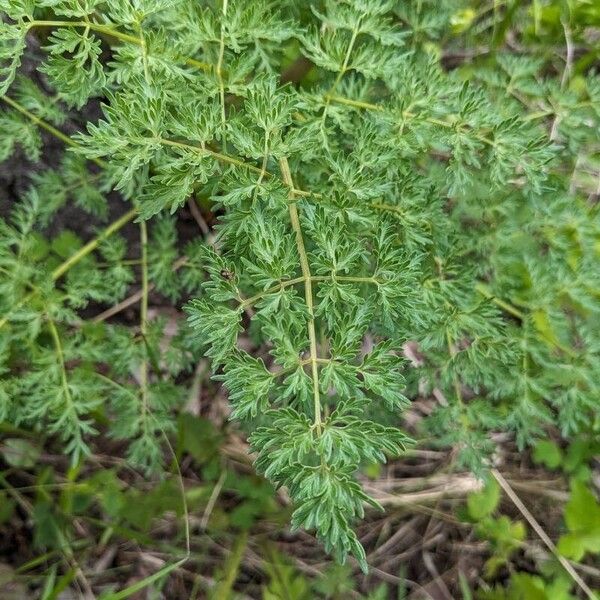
[0,0,599,597]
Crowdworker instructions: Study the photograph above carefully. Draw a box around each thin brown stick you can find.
[93,257,187,322]
[491,469,596,600]
[187,198,210,236]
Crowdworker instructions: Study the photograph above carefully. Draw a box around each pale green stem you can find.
[47,317,81,451]
[321,15,364,124]
[52,209,137,279]
[0,208,137,330]
[445,329,463,407]
[327,94,496,146]
[47,318,72,407]
[216,0,229,150]
[158,137,263,175]
[25,20,210,71]
[254,131,270,193]
[475,283,525,320]
[139,220,149,420]
[135,18,151,83]
[271,357,339,381]
[240,275,381,308]
[157,137,313,196]
[1,95,106,168]
[280,157,322,434]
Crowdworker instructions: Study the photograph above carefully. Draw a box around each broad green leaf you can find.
[557,480,600,560]
[467,478,500,520]
[532,440,562,469]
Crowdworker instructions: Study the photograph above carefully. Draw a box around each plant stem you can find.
[26,20,210,72]
[475,283,524,320]
[240,275,380,308]
[93,256,187,323]
[446,329,464,407]
[216,0,229,150]
[280,157,322,434]
[52,209,137,280]
[158,138,263,175]
[327,94,496,146]
[1,95,106,168]
[47,317,81,455]
[135,18,151,83]
[4,89,448,216]
[254,131,270,192]
[321,15,364,124]
[157,137,313,196]
[0,209,136,331]
[139,220,149,420]
[47,318,71,406]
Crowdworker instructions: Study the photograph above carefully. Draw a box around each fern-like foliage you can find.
[1,0,599,570]
[0,185,204,470]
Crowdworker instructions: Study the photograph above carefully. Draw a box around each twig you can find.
[364,473,484,507]
[368,517,421,558]
[491,469,596,600]
[422,551,454,600]
[187,198,210,236]
[93,256,187,322]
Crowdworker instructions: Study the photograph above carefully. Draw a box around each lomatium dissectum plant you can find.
[1,0,599,568]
